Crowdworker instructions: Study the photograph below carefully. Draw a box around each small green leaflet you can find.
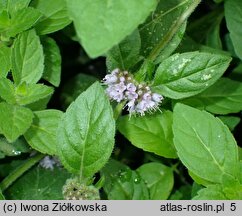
[0,137,30,158]
[101,159,129,193]
[12,29,44,84]
[0,102,33,142]
[173,103,240,184]
[0,45,11,77]
[4,7,42,38]
[180,78,242,115]
[57,82,115,178]
[101,160,149,200]
[137,162,174,200]
[219,116,240,131]
[31,0,71,35]
[169,185,192,200]
[107,169,149,200]
[24,110,63,155]
[0,78,15,104]
[152,52,231,99]
[187,8,223,50]
[67,0,157,58]
[192,185,227,200]
[0,10,9,33]
[41,36,61,87]
[5,0,31,15]
[0,78,53,106]
[117,111,177,158]
[15,82,54,106]
[106,29,142,71]
[225,0,242,60]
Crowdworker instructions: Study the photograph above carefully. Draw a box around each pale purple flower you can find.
[119,76,125,82]
[103,74,118,84]
[135,100,148,115]
[106,82,126,102]
[126,99,136,113]
[125,83,138,100]
[142,92,152,101]
[40,156,61,170]
[103,69,164,116]
[152,93,163,103]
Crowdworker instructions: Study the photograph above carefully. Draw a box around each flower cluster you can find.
[103,69,163,116]
[62,177,100,200]
[39,156,61,170]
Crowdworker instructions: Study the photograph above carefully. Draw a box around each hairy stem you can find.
[148,0,201,61]
[113,101,126,121]
[0,153,44,191]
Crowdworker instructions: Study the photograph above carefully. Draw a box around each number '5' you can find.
[230,203,236,211]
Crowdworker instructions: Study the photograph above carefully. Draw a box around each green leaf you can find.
[177,35,230,56]
[229,63,242,82]
[60,73,98,110]
[6,0,31,15]
[57,82,115,178]
[101,161,149,200]
[67,0,157,58]
[41,36,61,87]
[24,110,63,155]
[137,162,174,199]
[155,22,186,64]
[139,0,200,62]
[31,0,71,35]
[192,185,228,200]
[152,52,231,99]
[0,137,30,158]
[205,13,223,50]
[106,29,141,71]
[0,0,7,10]
[173,103,240,184]
[25,94,52,111]
[101,159,129,193]
[180,78,242,114]
[5,7,42,37]
[169,185,192,200]
[12,29,44,84]
[117,111,177,158]
[5,166,71,199]
[110,169,149,200]
[0,78,15,104]
[15,82,53,106]
[0,44,11,77]
[188,170,214,187]
[191,182,204,198]
[0,102,33,142]
[0,10,9,33]
[218,116,240,131]
[0,78,53,106]
[221,174,242,199]
[225,0,242,60]
[187,8,223,49]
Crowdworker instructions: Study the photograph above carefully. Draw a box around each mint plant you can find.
[0,0,242,200]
